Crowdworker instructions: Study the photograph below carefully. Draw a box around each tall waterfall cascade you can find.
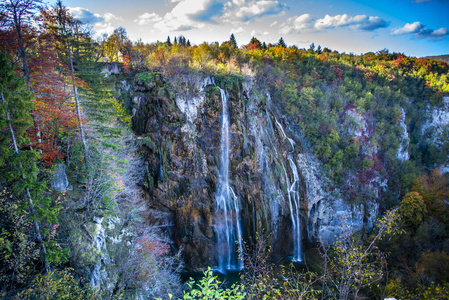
[214,86,244,273]
[270,95,302,262]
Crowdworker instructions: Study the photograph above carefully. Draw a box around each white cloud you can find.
[432,27,448,36]
[314,14,389,31]
[351,16,389,30]
[231,26,245,34]
[154,0,223,32]
[103,13,121,22]
[250,29,270,36]
[134,12,162,25]
[315,14,349,30]
[223,0,286,22]
[93,22,116,37]
[235,1,281,19]
[392,21,423,34]
[89,12,122,38]
[69,7,103,24]
[415,27,448,40]
[233,0,245,5]
[279,13,311,34]
[393,21,448,40]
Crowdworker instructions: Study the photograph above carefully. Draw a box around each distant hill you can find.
[424,54,449,63]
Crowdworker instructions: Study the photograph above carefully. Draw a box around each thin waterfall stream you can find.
[269,95,302,262]
[214,86,244,273]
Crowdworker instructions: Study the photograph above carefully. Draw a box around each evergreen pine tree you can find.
[178,35,186,47]
[278,37,287,48]
[229,33,237,48]
[309,42,315,52]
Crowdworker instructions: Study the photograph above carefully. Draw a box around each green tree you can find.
[229,33,237,48]
[181,267,245,300]
[0,51,61,280]
[166,36,172,47]
[278,37,287,48]
[308,42,315,52]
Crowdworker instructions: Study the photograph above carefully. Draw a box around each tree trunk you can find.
[59,1,88,157]
[13,12,30,85]
[67,36,87,155]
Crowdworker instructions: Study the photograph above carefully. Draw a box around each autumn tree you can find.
[399,191,427,228]
[102,27,131,62]
[1,1,81,166]
[411,169,449,224]
[31,20,81,164]
[244,37,262,51]
[129,39,150,71]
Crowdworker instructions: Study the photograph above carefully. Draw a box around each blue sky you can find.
[63,0,449,57]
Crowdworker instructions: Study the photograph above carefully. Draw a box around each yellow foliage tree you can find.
[399,191,427,228]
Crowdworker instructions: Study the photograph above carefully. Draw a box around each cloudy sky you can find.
[64,0,449,57]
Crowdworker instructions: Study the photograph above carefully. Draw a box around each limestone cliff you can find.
[129,71,384,271]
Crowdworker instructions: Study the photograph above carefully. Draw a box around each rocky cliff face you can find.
[421,96,449,173]
[130,72,381,271]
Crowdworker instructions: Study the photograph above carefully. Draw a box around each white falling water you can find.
[215,87,244,273]
[272,106,302,262]
[287,157,302,262]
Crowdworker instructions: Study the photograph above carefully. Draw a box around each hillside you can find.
[425,54,449,64]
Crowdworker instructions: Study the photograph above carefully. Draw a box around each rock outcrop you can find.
[50,163,69,192]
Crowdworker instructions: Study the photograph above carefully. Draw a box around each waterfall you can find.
[287,157,302,262]
[270,97,302,262]
[214,87,244,273]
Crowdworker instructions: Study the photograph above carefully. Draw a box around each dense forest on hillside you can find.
[1,1,449,299]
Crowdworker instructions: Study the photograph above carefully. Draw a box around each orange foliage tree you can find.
[0,2,81,166]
